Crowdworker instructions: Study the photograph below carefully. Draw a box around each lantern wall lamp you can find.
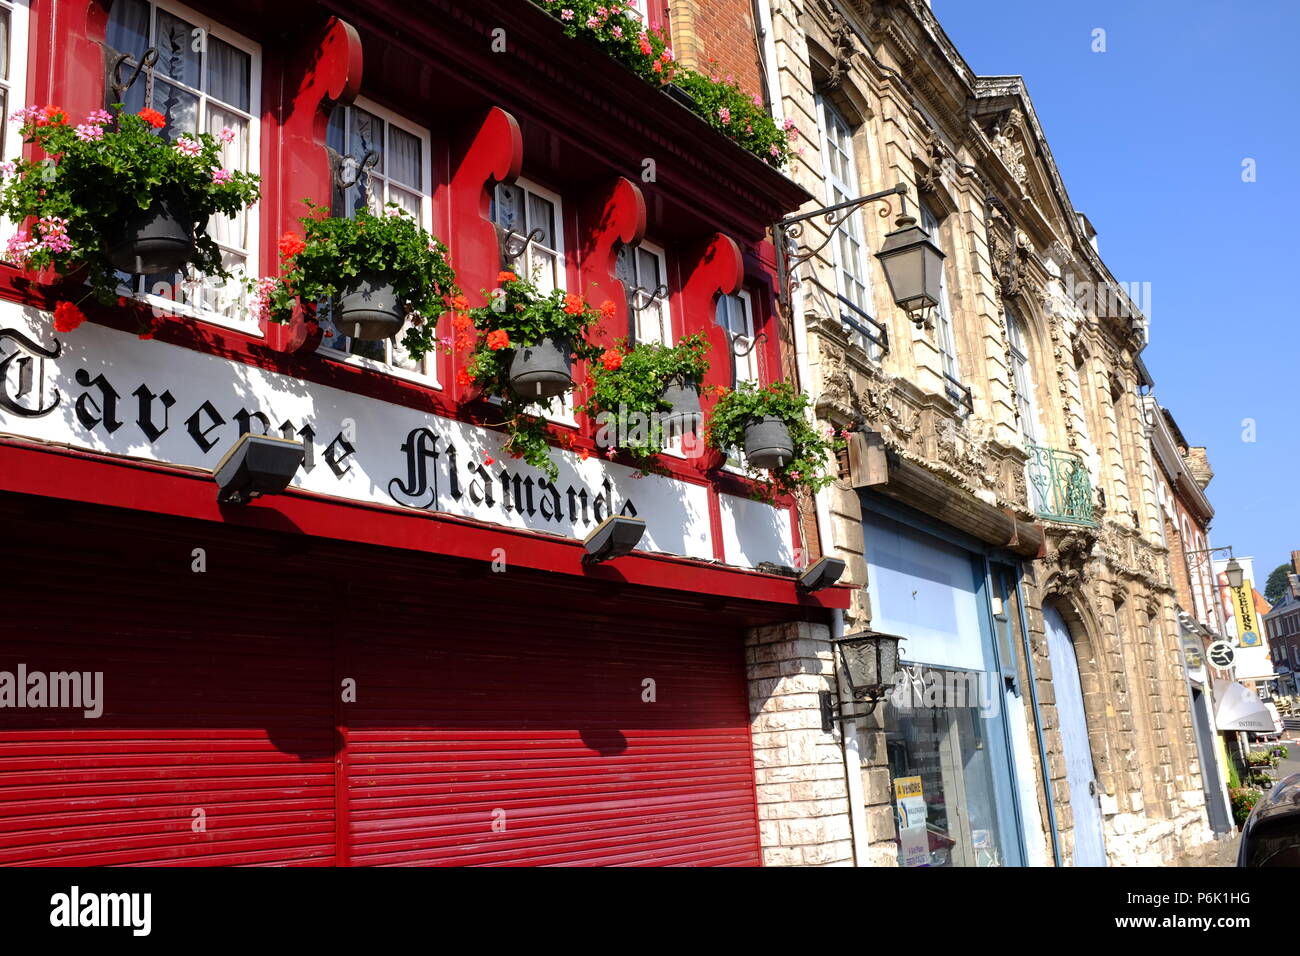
[820,630,905,732]
[1185,545,1244,589]
[775,183,947,331]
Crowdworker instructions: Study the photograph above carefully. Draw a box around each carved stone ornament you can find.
[818,0,858,90]
[990,108,1029,189]
[1046,528,1099,594]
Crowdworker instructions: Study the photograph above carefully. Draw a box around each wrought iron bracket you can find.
[331,148,379,190]
[819,690,883,733]
[732,331,768,358]
[110,46,159,105]
[628,283,669,313]
[499,226,545,266]
[775,182,908,313]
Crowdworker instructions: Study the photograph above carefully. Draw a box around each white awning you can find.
[1215,681,1278,732]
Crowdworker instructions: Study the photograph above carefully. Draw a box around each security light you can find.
[214,433,306,505]
[797,556,846,592]
[582,515,646,564]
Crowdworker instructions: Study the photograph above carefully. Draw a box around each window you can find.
[921,201,963,404]
[107,0,260,328]
[491,178,574,425]
[492,179,562,294]
[715,290,758,387]
[315,99,436,383]
[1006,305,1039,444]
[0,0,29,161]
[616,240,670,345]
[328,102,426,218]
[816,97,874,345]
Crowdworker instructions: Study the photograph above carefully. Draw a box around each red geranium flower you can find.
[138,107,166,129]
[600,348,623,371]
[456,367,474,387]
[52,301,85,333]
[563,293,584,315]
[486,329,510,351]
[451,294,469,311]
[599,299,616,320]
[37,105,68,127]
[497,271,517,284]
[278,231,306,259]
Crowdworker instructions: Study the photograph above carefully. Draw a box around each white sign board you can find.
[0,302,793,567]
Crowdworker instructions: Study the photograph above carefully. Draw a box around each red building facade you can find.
[0,0,840,865]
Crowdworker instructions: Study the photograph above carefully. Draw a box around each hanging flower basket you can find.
[743,415,795,470]
[707,380,843,500]
[580,333,711,466]
[457,271,607,478]
[103,187,197,275]
[508,335,574,399]
[0,104,260,311]
[256,202,458,351]
[334,273,404,341]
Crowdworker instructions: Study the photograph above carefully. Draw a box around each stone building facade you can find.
[752,0,1219,866]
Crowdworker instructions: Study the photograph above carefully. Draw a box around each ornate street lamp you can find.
[1224,557,1245,590]
[820,630,905,731]
[875,210,947,329]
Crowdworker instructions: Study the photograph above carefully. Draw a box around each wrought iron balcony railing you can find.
[1026,444,1097,526]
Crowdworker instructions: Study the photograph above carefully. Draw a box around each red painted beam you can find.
[0,438,851,611]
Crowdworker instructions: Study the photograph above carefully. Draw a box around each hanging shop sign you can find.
[1206,641,1235,669]
[1229,580,1263,647]
[0,304,794,568]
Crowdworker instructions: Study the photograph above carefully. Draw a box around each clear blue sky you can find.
[933,0,1299,585]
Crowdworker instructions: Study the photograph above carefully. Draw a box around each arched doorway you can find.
[1043,604,1108,866]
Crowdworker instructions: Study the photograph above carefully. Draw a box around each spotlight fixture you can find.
[213,433,306,504]
[797,556,846,592]
[582,515,646,564]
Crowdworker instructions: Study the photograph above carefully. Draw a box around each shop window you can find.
[863,508,1026,868]
[616,240,670,346]
[491,178,575,425]
[314,99,437,384]
[107,0,260,330]
[0,0,29,161]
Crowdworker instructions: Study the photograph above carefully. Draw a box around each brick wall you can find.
[669,0,766,104]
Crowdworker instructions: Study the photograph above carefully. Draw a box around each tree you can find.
[1264,563,1292,604]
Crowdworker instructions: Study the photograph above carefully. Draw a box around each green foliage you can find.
[261,202,458,358]
[532,0,794,167]
[461,271,606,479]
[0,103,259,304]
[1247,749,1280,768]
[707,379,842,500]
[1230,786,1261,826]
[1244,769,1274,789]
[1264,562,1292,604]
[579,333,711,463]
[1226,757,1241,790]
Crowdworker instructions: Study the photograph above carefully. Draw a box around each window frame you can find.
[112,0,263,334]
[816,95,876,356]
[1006,304,1039,444]
[315,95,438,387]
[491,176,577,428]
[716,288,758,388]
[0,0,30,165]
[618,237,672,347]
[921,200,964,405]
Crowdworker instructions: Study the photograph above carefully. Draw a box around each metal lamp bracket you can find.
[775,182,909,312]
[819,689,883,733]
[732,331,768,358]
[332,148,379,190]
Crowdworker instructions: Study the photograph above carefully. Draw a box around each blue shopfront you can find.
[859,494,1059,868]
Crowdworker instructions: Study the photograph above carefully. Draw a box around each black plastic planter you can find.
[659,376,702,437]
[662,84,698,110]
[744,416,795,470]
[104,190,196,275]
[509,337,573,400]
[334,274,404,341]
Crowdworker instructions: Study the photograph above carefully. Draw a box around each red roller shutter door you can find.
[0,506,338,866]
[343,583,762,866]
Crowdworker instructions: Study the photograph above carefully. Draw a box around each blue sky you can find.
[933,0,1299,586]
